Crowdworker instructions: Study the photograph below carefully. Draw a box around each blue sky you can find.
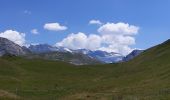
[0,0,170,54]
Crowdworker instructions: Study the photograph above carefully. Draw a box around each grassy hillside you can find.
[0,40,170,100]
[25,51,102,65]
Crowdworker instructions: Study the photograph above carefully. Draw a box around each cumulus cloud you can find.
[56,22,139,55]
[98,22,139,35]
[44,22,67,31]
[98,22,139,55]
[31,29,39,34]
[0,30,26,46]
[101,35,135,46]
[89,20,102,25]
[99,35,135,55]
[99,45,133,56]
[86,34,101,50]
[56,32,101,50]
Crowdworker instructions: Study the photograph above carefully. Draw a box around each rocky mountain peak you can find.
[0,37,30,56]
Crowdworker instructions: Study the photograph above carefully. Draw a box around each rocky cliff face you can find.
[0,37,30,56]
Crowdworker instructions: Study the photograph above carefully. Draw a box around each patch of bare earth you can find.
[0,90,20,99]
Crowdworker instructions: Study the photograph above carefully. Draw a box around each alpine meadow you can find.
[0,0,170,100]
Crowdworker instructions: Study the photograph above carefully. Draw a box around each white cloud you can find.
[31,29,39,34]
[56,22,139,55]
[98,22,139,35]
[44,22,67,31]
[56,32,87,49]
[56,32,101,50]
[98,22,139,55]
[0,30,26,46]
[55,32,134,55]
[101,35,135,45]
[86,34,101,50]
[89,20,102,25]
[99,45,133,56]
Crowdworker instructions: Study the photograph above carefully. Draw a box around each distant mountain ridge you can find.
[28,45,125,63]
[74,49,124,63]
[29,44,72,54]
[28,44,144,63]
[123,49,144,61]
[0,37,144,64]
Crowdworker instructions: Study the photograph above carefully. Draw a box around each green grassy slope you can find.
[0,40,170,100]
[25,51,102,65]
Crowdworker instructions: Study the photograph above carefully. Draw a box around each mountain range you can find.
[0,37,143,64]
[28,43,143,63]
[73,49,124,63]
